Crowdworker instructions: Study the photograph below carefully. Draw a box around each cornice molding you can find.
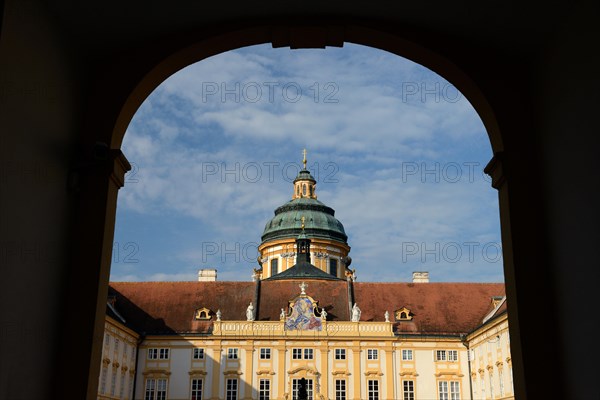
[484,152,505,190]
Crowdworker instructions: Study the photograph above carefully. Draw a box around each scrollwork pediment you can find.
[223,370,243,376]
[288,366,319,376]
[332,370,351,376]
[142,369,171,376]
[256,370,276,376]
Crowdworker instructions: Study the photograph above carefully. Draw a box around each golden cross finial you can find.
[302,148,307,169]
[301,216,305,230]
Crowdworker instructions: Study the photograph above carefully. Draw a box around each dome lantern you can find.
[258,151,351,279]
[293,149,317,200]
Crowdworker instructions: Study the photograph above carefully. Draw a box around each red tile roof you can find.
[259,279,350,321]
[353,282,505,334]
[109,281,504,336]
[109,281,256,334]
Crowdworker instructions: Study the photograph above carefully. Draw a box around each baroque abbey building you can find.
[99,156,512,400]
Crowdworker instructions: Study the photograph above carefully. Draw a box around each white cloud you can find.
[112,43,502,283]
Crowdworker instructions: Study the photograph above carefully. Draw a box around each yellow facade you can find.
[466,300,512,400]
[132,321,478,400]
[98,315,140,400]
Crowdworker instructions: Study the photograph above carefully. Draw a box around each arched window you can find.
[271,258,279,275]
[329,259,338,276]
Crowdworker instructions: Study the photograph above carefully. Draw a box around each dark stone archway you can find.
[2,2,598,399]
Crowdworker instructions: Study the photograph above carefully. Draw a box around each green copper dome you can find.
[261,197,348,244]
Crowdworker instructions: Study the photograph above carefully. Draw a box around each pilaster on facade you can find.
[350,343,362,400]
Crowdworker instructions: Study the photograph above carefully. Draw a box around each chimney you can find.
[198,269,217,281]
[412,271,429,283]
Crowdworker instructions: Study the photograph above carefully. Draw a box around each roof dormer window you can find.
[395,307,413,321]
[194,307,212,320]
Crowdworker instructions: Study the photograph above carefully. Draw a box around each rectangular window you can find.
[191,378,203,400]
[193,348,205,360]
[260,348,271,360]
[329,258,338,276]
[148,348,158,360]
[402,349,413,361]
[335,349,346,360]
[104,334,110,347]
[145,378,155,400]
[335,379,346,400]
[227,348,239,359]
[292,378,313,400]
[403,380,415,400]
[119,372,126,399]
[367,349,378,360]
[435,350,446,361]
[480,376,485,398]
[292,348,302,359]
[148,348,169,360]
[450,381,460,400]
[159,348,169,360]
[145,378,167,400]
[438,381,449,400]
[131,346,137,362]
[259,379,270,400]
[226,378,238,400]
[115,338,120,354]
[271,258,279,275]
[448,350,458,361]
[157,378,167,400]
[100,365,108,395]
[438,381,448,400]
[110,368,117,396]
[367,380,379,400]
[304,348,314,360]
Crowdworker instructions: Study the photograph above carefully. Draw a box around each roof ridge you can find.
[353,281,505,285]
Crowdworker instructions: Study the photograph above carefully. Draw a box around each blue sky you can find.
[110,43,503,283]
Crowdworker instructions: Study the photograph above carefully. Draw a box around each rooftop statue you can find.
[351,303,361,322]
[246,302,254,321]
